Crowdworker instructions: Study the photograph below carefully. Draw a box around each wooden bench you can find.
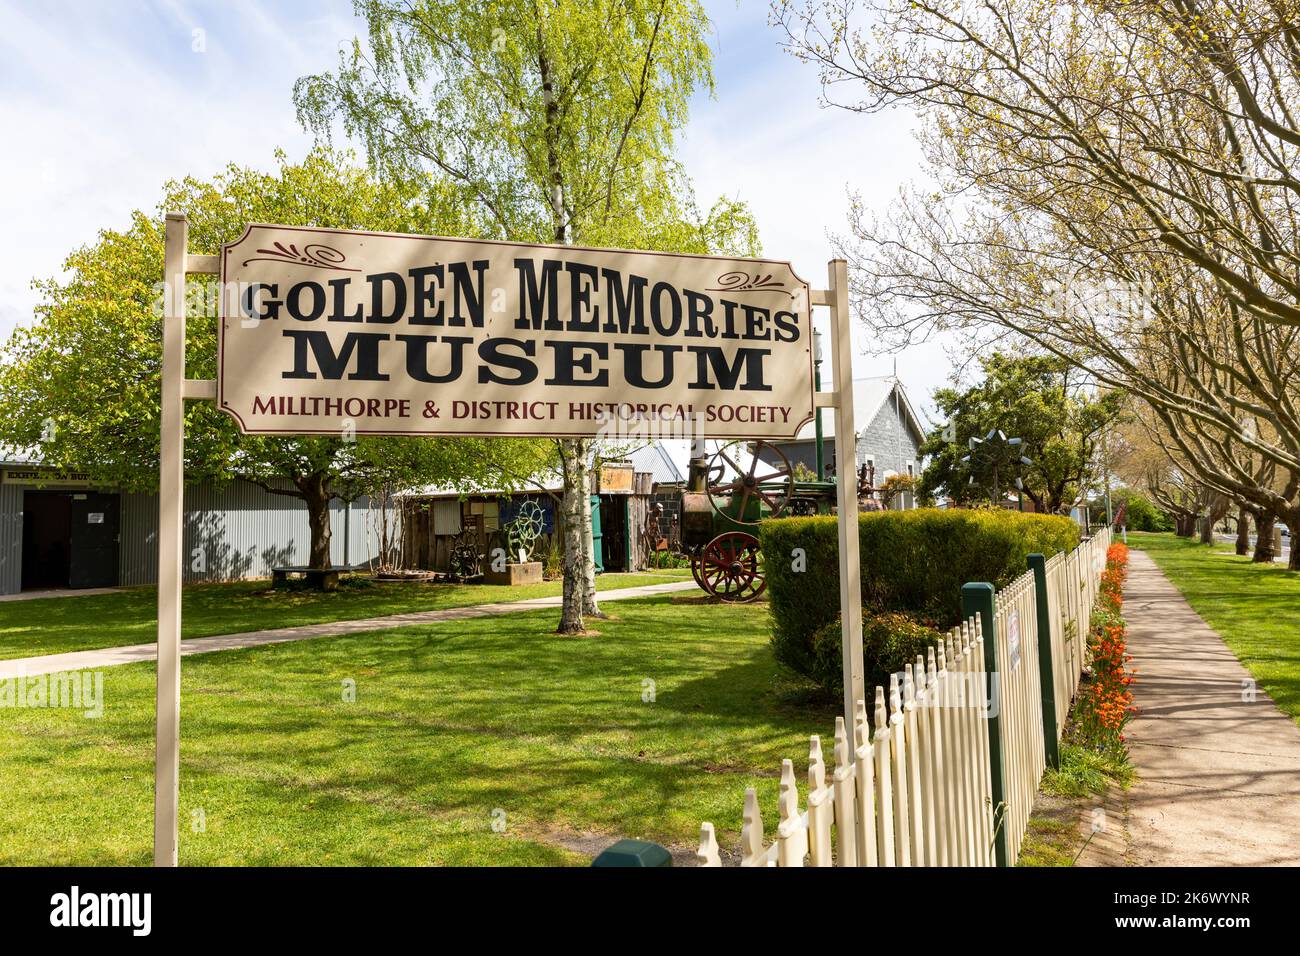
[270,566,342,591]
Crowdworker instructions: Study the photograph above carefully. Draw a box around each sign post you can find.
[155,215,220,866]
[150,218,864,864]
[824,260,864,730]
[154,213,185,867]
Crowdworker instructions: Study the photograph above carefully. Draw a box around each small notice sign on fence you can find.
[1007,608,1022,672]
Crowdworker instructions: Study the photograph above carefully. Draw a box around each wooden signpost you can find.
[153,214,863,865]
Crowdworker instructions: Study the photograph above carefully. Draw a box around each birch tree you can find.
[296,0,757,629]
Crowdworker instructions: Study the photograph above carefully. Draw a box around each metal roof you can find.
[623,440,687,484]
[797,376,928,444]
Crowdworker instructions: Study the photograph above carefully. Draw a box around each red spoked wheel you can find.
[689,544,707,590]
[697,531,766,603]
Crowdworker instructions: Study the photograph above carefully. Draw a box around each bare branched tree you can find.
[773,0,1300,566]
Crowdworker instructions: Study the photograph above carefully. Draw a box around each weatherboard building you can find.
[0,459,387,597]
[757,375,929,507]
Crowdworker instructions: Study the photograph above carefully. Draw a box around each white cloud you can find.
[0,0,955,422]
[0,0,357,341]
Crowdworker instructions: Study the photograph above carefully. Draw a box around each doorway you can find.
[22,492,72,589]
[21,490,120,590]
[598,496,630,573]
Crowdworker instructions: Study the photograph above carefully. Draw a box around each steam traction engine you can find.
[678,440,840,602]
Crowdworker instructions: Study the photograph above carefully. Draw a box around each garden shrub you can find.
[1114,490,1172,532]
[542,539,563,580]
[763,508,1080,687]
[810,611,945,696]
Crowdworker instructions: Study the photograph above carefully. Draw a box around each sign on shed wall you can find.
[598,463,635,494]
[217,225,814,439]
[0,468,101,489]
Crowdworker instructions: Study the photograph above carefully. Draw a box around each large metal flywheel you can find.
[704,440,795,524]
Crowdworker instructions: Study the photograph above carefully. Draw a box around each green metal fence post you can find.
[962,581,1008,867]
[1027,553,1060,769]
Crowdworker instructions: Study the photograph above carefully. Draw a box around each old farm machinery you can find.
[679,441,834,602]
[678,443,889,602]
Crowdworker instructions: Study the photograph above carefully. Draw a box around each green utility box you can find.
[591,839,672,867]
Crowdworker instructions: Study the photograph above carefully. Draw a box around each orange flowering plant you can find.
[1076,542,1136,751]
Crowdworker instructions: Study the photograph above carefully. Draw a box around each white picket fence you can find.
[1042,527,1112,735]
[991,566,1046,863]
[698,528,1113,867]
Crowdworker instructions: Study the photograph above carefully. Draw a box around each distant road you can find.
[1211,532,1291,563]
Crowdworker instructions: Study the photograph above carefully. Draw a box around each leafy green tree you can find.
[295,0,758,631]
[918,353,1120,513]
[1112,488,1172,534]
[0,150,553,569]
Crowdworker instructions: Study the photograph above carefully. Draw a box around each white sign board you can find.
[217,225,815,439]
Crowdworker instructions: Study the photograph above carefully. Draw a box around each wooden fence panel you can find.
[697,530,1110,867]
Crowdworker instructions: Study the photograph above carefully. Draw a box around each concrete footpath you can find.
[1122,549,1300,865]
[0,579,698,679]
[0,587,122,603]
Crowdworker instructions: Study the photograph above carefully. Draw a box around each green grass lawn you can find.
[0,594,832,865]
[1017,816,1079,867]
[0,569,690,660]
[1129,532,1300,723]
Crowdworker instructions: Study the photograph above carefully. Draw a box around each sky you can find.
[0,0,953,422]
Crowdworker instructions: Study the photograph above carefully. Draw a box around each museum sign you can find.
[218,225,815,438]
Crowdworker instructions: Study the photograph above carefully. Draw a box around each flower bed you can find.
[1074,542,1137,751]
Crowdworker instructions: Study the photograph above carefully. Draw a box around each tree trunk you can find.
[1253,512,1275,563]
[1198,514,1213,544]
[538,47,589,631]
[1235,507,1251,556]
[1174,513,1195,537]
[297,474,333,569]
[557,440,586,634]
[1277,507,1300,571]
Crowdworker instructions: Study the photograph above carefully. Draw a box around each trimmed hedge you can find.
[811,612,945,695]
[762,508,1080,687]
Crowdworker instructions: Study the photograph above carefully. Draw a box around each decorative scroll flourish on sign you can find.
[241,242,360,273]
[705,270,793,297]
